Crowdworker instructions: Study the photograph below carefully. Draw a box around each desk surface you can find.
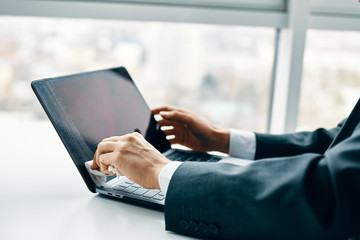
[0,118,193,240]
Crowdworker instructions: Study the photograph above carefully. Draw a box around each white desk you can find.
[0,119,194,240]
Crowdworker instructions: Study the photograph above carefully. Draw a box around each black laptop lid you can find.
[31,67,171,193]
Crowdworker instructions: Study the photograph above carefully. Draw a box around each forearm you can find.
[158,122,343,195]
[254,119,345,159]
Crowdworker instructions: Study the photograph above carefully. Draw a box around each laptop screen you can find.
[32,67,171,192]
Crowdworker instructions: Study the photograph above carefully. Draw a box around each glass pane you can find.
[298,29,360,131]
[0,16,274,133]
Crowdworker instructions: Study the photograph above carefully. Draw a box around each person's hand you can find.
[152,106,230,153]
[91,132,171,189]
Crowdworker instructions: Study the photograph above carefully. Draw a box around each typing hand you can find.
[91,132,170,189]
[152,106,230,153]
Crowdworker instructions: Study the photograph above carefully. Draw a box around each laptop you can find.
[31,66,252,210]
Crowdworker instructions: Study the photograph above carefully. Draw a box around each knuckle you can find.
[127,133,136,141]
[98,142,105,149]
[172,111,179,118]
[118,148,129,158]
[115,145,125,154]
[98,154,105,163]
[124,133,134,140]
[133,132,141,137]
[131,132,143,139]
[185,113,193,122]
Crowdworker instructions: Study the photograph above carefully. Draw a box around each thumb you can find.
[91,159,99,170]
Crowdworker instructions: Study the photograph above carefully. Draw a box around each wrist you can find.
[153,158,171,189]
[211,127,230,153]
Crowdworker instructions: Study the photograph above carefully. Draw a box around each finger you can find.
[99,161,110,174]
[162,128,175,136]
[92,141,117,170]
[91,156,99,170]
[102,136,121,142]
[152,106,174,115]
[98,152,112,174]
[102,169,113,175]
[152,105,185,115]
[160,110,191,124]
[157,119,176,126]
[92,148,101,170]
[99,153,117,175]
[168,138,178,145]
[97,141,117,154]
[103,133,142,143]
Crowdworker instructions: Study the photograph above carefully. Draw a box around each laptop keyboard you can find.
[112,179,165,200]
[110,151,221,201]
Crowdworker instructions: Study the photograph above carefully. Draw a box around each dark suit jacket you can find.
[164,99,360,240]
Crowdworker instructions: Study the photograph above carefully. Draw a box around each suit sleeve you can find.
[164,124,360,239]
[254,119,346,159]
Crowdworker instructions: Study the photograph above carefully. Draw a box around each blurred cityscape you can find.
[0,16,274,132]
[0,16,359,133]
[299,30,360,130]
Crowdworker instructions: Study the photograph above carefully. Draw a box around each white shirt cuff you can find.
[158,161,183,196]
[229,129,256,160]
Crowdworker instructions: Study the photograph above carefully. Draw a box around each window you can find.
[298,29,360,131]
[0,16,275,132]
